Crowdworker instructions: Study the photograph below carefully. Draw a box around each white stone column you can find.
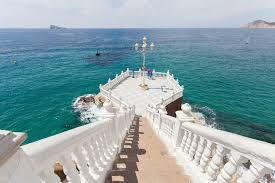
[194,136,206,165]
[172,111,186,149]
[217,151,247,183]
[237,161,270,183]
[184,131,193,155]
[199,140,213,173]
[73,146,95,182]
[83,142,102,177]
[158,104,167,133]
[180,130,188,151]
[206,144,226,180]
[188,134,199,160]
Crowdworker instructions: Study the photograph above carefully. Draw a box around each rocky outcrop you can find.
[49,25,66,29]
[242,20,275,28]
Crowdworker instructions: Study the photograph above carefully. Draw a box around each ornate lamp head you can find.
[143,36,147,44]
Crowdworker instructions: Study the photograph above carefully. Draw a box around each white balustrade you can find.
[0,97,135,183]
[184,131,193,155]
[146,104,275,183]
[206,145,226,180]
[217,151,247,183]
[2,68,275,183]
[194,137,206,165]
[188,134,199,160]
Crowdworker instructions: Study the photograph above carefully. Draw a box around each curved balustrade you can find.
[154,89,183,109]
[101,69,183,111]
[101,69,130,91]
[146,106,275,183]
[166,72,182,92]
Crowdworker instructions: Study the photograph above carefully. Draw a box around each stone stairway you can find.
[105,115,191,183]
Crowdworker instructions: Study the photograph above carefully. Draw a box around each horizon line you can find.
[0,27,245,29]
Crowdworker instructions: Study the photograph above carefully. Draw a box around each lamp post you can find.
[135,36,155,90]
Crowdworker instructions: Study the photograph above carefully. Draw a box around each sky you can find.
[1,0,275,28]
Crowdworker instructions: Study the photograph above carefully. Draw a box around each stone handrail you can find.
[128,69,167,78]
[154,89,183,109]
[22,107,133,182]
[166,71,182,92]
[100,69,183,111]
[146,106,275,183]
[101,69,130,91]
[0,101,135,183]
[100,86,130,109]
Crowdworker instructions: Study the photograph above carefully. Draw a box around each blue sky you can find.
[1,0,275,28]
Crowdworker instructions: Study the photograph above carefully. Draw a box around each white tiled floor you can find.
[111,76,175,115]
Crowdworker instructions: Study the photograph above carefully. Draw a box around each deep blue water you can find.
[0,28,274,144]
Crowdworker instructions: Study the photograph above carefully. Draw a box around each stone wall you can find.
[165,97,182,117]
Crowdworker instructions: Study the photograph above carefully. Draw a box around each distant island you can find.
[242,20,275,28]
[50,25,66,30]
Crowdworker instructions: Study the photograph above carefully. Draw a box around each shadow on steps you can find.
[105,115,146,183]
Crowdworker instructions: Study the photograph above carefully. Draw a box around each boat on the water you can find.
[96,49,101,56]
[245,36,250,44]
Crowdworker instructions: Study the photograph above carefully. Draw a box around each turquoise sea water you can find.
[0,29,275,144]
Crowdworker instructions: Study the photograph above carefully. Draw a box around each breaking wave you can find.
[191,105,219,129]
[72,94,101,123]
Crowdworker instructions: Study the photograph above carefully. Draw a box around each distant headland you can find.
[242,20,275,28]
[49,25,66,30]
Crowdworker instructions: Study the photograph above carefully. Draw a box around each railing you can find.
[100,69,183,111]
[154,89,183,109]
[0,97,135,183]
[21,106,134,183]
[166,72,182,92]
[101,69,130,91]
[146,105,275,183]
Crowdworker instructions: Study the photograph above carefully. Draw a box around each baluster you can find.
[194,136,206,165]
[98,130,111,161]
[60,155,81,183]
[188,134,199,160]
[107,122,118,150]
[237,161,269,183]
[217,151,247,183]
[91,137,107,167]
[39,163,61,183]
[73,146,95,182]
[184,131,193,155]
[105,124,117,153]
[102,124,114,154]
[83,142,102,178]
[180,130,188,151]
[199,140,213,173]
[206,145,226,180]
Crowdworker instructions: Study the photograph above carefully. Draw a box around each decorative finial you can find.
[143,36,147,43]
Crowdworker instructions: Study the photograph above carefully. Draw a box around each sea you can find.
[0,28,274,144]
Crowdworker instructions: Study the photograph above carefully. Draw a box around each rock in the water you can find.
[50,25,66,29]
[72,94,107,123]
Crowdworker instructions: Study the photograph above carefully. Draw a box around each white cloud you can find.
[0,0,275,28]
